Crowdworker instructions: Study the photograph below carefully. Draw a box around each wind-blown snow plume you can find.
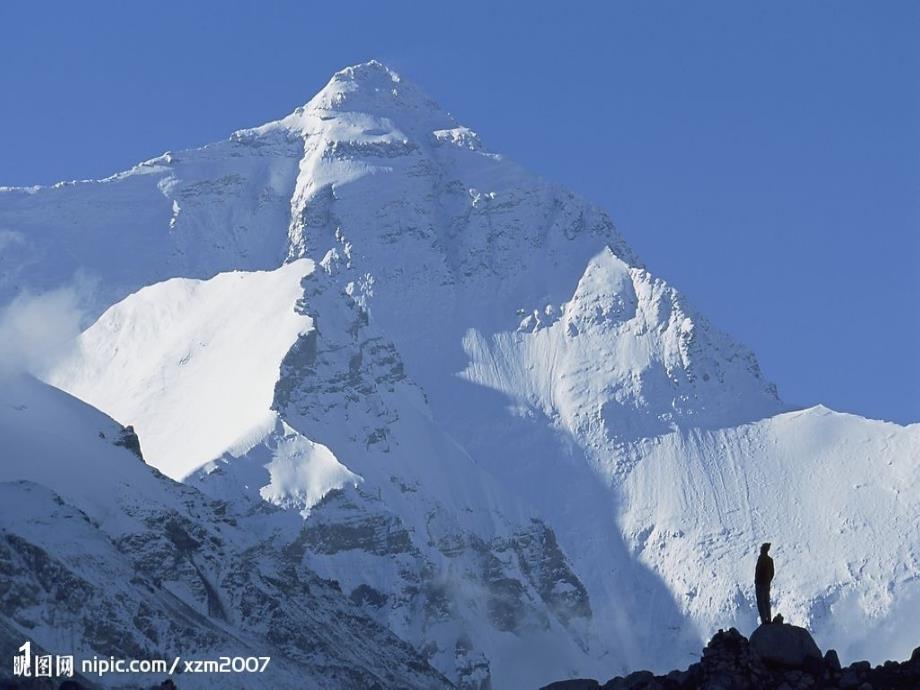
[0,283,88,380]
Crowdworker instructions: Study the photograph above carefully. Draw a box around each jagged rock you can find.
[455,635,492,690]
[602,670,660,689]
[839,669,862,688]
[512,519,592,624]
[549,627,920,689]
[114,424,144,460]
[749,623,821,668]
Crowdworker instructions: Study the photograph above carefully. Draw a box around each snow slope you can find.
[47,259,315,479]
[2,60,919,687]
[622,407,920,663]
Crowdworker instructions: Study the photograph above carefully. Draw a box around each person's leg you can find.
[765,584,771,623]
[756,584,768,624]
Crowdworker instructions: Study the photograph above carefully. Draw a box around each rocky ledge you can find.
[542,623,920,690]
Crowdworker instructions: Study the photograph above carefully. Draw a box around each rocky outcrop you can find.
[749,622,821,669]
[113,425,144,461]
[541,624,920,689]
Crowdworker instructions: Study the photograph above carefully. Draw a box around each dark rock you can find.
[349,583,388,608]
[512,519,592,624]
[602,670,656,689]
[664,667,693,686]
[802,653,825,678]
[839,669,861,688]
[114,424,144,460]
[749,622,821,668]
[546,625,920,690]
[300,491,415,556]
[540,680,600,690]
[681,662,703,687]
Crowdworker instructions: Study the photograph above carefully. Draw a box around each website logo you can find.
[12,641,74,679]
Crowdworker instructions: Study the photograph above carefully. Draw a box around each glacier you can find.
[1,60,918,688]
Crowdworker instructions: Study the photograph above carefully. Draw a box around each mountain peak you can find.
[283,60,456,135]
[330,59,402,87]
[233,59,459,143]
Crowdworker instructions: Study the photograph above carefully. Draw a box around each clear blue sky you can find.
[1,1,917,423]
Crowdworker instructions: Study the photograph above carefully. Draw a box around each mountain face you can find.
[0,376,451,689]
[2,61,919,688]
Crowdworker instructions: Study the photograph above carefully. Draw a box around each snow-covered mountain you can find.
[2,60,918,688]
[0,375,451,689]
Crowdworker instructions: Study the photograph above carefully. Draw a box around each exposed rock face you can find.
[114,424,144,460]
[511,520,592,626]
[542,626,920,689]
[0,480,452,690]
[258,259,597,687]
[298,489,417,556]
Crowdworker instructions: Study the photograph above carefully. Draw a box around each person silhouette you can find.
[755,542,774,625]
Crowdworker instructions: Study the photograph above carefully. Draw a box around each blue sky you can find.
[1,1,917,423]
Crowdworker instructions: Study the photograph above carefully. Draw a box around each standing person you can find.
[755,542,774,625]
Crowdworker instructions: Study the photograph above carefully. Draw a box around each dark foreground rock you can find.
[542,624,920,690]
[749,622,822,668]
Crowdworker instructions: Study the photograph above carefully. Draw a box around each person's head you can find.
[761,542,771,554]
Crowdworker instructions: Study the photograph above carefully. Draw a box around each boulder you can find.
[750,623,822,669]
